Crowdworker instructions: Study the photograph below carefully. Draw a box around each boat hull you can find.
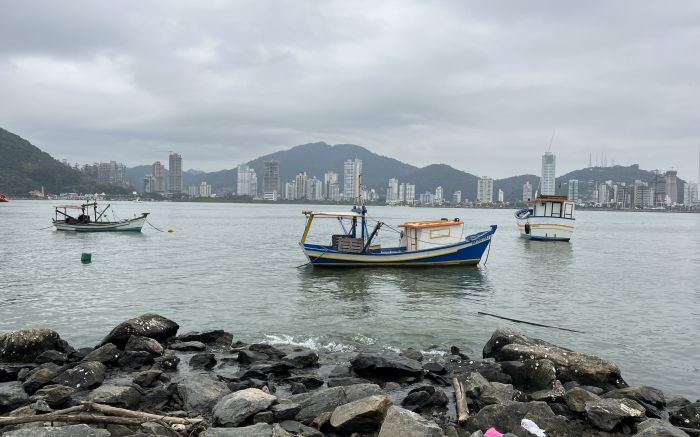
[515,216,574,241]
[302,226,496,267]
[53,214,148,232]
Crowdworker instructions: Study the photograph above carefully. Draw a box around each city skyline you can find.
[2,3,700,181]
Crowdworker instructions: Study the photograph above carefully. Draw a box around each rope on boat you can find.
[477,311,585,333]
[295,246,334,268]
[483,235,492,265]
[145,219,166,233]
[36,224,54,231]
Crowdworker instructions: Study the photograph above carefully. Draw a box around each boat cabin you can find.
[399,218,464,251]
[54,202,110,224]
[526,196,575,219]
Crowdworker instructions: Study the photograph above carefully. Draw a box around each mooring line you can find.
[477,311,585,333]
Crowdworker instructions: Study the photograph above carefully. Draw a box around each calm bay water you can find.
[1,200,699,399]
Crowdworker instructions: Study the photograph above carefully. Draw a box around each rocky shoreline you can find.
[1,314,698,437]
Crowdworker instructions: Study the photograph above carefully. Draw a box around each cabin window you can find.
[551,202,562,217]
[563,203,574,218]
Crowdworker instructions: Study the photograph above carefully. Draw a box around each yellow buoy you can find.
[167,227,174,233]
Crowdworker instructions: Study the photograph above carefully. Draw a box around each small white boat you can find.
[515,196,575,241]
[53,202,149,232]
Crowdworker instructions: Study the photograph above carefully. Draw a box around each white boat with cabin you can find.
[514,196,575,241]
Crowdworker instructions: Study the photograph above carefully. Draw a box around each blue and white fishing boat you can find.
[514,196,575,241]
[53,202,149,232]
[299,206,497,267]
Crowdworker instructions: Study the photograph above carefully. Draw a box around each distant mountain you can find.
[400,164,478,200]
[494,174,539,203]
[0,127,127,195]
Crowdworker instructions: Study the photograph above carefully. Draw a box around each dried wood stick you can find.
[452,377,470,423]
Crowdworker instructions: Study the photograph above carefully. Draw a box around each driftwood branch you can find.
[452,377,469,423]
[81,402,203,425]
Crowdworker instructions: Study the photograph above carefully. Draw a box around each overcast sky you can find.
[1,1,699,181]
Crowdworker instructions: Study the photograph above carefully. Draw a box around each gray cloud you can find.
[1,0,699,180]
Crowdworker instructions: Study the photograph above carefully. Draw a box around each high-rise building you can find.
[683,182,699,206]
[236,164,258,196]
[652,171,666,206]
[476,176,493,203]
[497,189,504,203]
[398,183,406,204]
[152,161,166,193]
[567,179,579,202]
[633,180,653,208]
[343,158,362,202]
[169,153,183,194]
[523,181,532,202]
[435,186,444,205]
[387,178,399,204]
[199,182,212,198]
[323,171,338,199]
[284,181,296,200]
[405,183,416,204]
[295,172,308,200]
[598,183,609,206]
[187,185,199,197]
[96,161,128,186]
[452,191,462,205]
[263,161,280,198]
[541,152,556,196]
[665,170,678,204]
[308,177,323,201]
[143,175,155,193]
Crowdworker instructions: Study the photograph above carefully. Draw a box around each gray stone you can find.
[190,352,217,369]
[635,418,691,436]
[377,405,443,437]
[82,343,121,365]
[125,335,165,356]
[101,313,179,348]
[203,424,273,437]
[153,351,180,371]
[585,397,646,431]
[133,369,164,388]
[29,384,74,408]
[330,394,392,432]
[118,351,155,370]
[178,330,233,346]
[604,385,667,417]
[35,350,68,365]
[22,365,60,394]
[530,380,566,402]
[270,399,301,421]
[140,422,171,435]
[238,349,270,364]
[86,384,142,409]
[501,359,557,392]
[254,410,274,424]
[284,376,324,389]
[465,401,556,434]
[279,419,323,436]
[400,348,423,362]
[0,328,71,363]
[290,383,382,422]
[564,386,600,413]
[327,377,371,387]
[0,381,29,414]
[170,340,207,351]
[670,401,700,429]
[213,387,277,426]
[52,361,106,390]
[1,424,110,436]
[282,350,318,368]
[402,385,448,411]
[422,362,446,374]
[350,353,423,378]
[249,344,285,359]
[462,372,517,406]
[177,374,230,412]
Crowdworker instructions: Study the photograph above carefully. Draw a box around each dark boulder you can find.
[585,397,647,431]
[35,350,68,365]
[117,351,155,370]
[153,352,180,371]
[0,381,29,414]
[169,340,206,351]
[100,313,179,348]
[52,361,106,390]
[270,399,301,421]
[212,388,277,427]
[289,383,382,423]
[29,384,74,408]
[189,352,217,370]
[401,385,448,411]
[329,394,392,433]
[82,343,121,365]
[0,328,71,363]
[327,376,372,387]
[87,384,142,409]
[500,359,557,392]
[238,349,270,364]
[670,402,700,429]
[564,386,600,413]
[124,335,165,356]
[350,353,423,378]
[249,343,285,359]
[400,348,423,362]
[1,424,110,437]
[178,374,230,412]
[243,361,293,377]
[603,386,666,418]
[422,362,446,374]
[465,401,557,434]
[178,330,233,346]
[285,376,324,389]
[22,364,61,394]
[283,350,319,368]
[0,364,24,382]
[139,386,172,411]
[378,405,443,437]
[132,369,164,388]
[635,418,691,436]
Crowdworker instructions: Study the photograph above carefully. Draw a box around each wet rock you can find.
[29,384,74,408]
[238,349,271,364]
[203,423,273,437]
[585,397,647,431]
[101,313,179,348]
[350,353,423,378]
[670,402,700,429]
[288,382,307,394]
[22,365,61,394]
[0,381,29,413]
[327,376,371,387]
[635,418,691,436]
[290,383,382,423]
[133,369,164,388]
[462,372,517,406]
[377,405,443,437]
[244,361,293,377]
[271,399,301,421]
[422,362,446,374]
[178,330,233,346]
[400,348,423,362]
[500,359,557,392]
[139,386,172,410]
[254,410,274,424]
[9,398,52,416]
[153,351,180,371]
[604,386,666,417]
[280,420,323,436]
[177,374,230,412]
[213,388,277,427]
[564,386,600,413]
[401,385,448,411]
[118,350,155,370]
[82,343,121,365]
[285,376,324,389]
[531,380,566,402]
[170,340,207,351]
[310,412,333,433]
[0,328,71,363]
[330,394,392,433]
[283,350,318,368]
[35,350,68,365]
[52,361,106,390]
[1,424,110,436]
[484,327,626,390]
[465,401,556,434]
[190,352,217,370]
[249,344,286,359]
[87,384,142,409]
[0,364,24,382]
[125,335,165,356]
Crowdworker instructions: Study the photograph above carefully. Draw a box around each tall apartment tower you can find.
[168,153,183,194]
[263,161,280,197]
[152,161,166,193]
[387,178,399,203]
[523,181,532,202]
[541,152,556,195]
[476,176,493,203]
[665,170,678,204]
[236,164,258,196]
[343,158,362,202]
[568,179,579,202]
